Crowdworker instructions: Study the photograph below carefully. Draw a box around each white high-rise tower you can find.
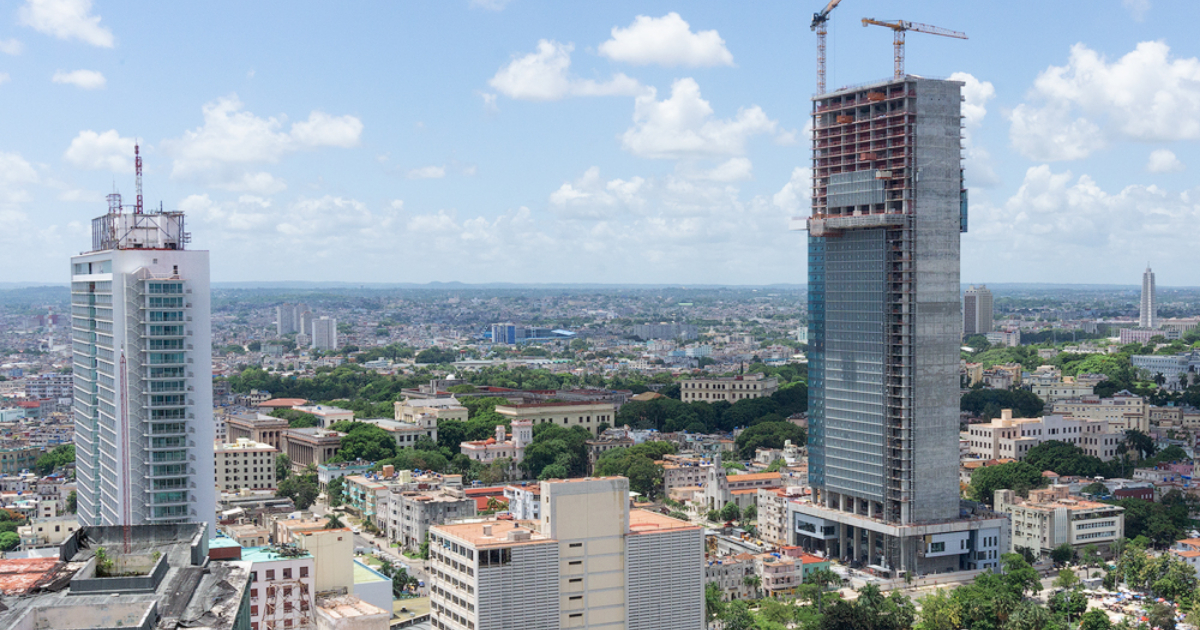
[71,194,215,534]
[1140,266,1157,329]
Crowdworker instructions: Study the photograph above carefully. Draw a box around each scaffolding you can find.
[261,579,314,630]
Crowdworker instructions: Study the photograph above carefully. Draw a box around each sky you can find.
[1,0,1198,286]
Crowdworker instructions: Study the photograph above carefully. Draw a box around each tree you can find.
[720,600,756,630]
[1023,440,1109,477]
[720,501,740,523]
[969,461,1047,506]
[277,474,319,509]
[0,531,19,551]
[915,588,960,630]
[1080,544,1102,570]
[324,513,345,529]
[1001,552,1042,597]
[1053,567,1081,590]
[1148,602,1177,630]
[704,582,725,622]
[66,490,77,514]
[734,421,806,458]
[706,509,721,523]
[276,453,293,481]
[803,567,839,613]
[1122,429,1157,459]
[329,422,398,462]
[1005,600,1058,630]
[326,476,345,508]
[538,463,568,480]
[742,504,757,523]
[1079,609,1113,630]
[1080,482,1109,496]
[33,444,74,476]
[1050,543,1076,566]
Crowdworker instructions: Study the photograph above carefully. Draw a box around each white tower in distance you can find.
[71,188,215,535]
[1141,265,1157,329]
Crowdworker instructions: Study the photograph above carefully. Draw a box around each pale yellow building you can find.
[679,373,779,403]
[996,486,1125,558]
[295,527,355,595]
[964,409,1124,461]
[494,401,616,436]
[394,397,469,423]
[1030,375,1101,404]
[428,477,704,630]
[214,438,278,492]
[1052,392,1149,432]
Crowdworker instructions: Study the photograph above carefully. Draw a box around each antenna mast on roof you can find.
[134,143,143,214]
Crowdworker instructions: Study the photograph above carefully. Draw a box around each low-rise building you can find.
[17,514,79,550]
[662,457,713,495]
[757,487,806,548]
[700,455,782,513]
[317,460,374,491]
[995,486,1125,559]
[214,438,278,492]
[360,417,438,448]
[964,410,1124,462]
[282,428,345,473]
[226,412,289,450]
[585,433,635,474]
[459,420,533,465]
[394,397,468,423]
[705,553,757,601]
[1031,375,1103,403]
[1052,391,1149,433]
[293,404,354,428]
[680,373,779,404]
[344,475,390,525]
[385,485,477,550]
[494,400,616,436]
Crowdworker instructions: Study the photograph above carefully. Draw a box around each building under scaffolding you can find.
[790,76,1007,577]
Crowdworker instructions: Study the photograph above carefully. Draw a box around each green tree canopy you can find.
[969,461,1048,506]
[33,444,74,476]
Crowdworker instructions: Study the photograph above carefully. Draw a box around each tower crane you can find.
[810,0,845,94]
[860,19,967,79]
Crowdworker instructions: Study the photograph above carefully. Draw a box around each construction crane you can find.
[810,0,845,94]
[861,19,967,79]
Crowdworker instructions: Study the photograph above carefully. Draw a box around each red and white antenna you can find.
[134,142,143,214]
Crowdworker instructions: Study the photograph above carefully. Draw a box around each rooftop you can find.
[628,509,700,535]
[258,398,308,408]
[496,401,614,409]
[0,557,64,594]
[434,519,549,548]
[241,546,313,563]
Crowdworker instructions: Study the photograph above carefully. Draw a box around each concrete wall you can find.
[909,78,964,524]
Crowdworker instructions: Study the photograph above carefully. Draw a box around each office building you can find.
[281,427,346,473]
[494,401,615,436]
[1051,392,1149,433]
[428,477,704,630]
[962,284,993,336]
[791,76,1008,576]
[276,303,297,336]
[70,198,215,532]
[679,373,779,403]
[1131,350,1200,386]
[1141,266,1157,329]
[312,316,338,350]
[996,486,1125,558]
[385,485,477,551]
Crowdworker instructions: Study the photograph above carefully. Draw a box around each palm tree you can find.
[804,567,839,613]
[324,513,345,529]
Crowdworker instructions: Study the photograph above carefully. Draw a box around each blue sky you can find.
[1,0,1197,286]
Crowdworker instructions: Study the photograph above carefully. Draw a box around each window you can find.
[569,595,582,601]
[929,542,945,553]
[568,561,581,566]
[283,568,292,579]
[266,569,275,580]
[569,578,582,583]
[568,542,582,548]
[300,566,309,578]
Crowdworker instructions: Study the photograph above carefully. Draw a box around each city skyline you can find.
[2,1,1198,287]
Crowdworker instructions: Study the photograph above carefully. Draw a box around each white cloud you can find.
[64,129,136,172]
[1146,148,1184,173]
[548,167,647,218]
[407,166,446,180]
[772,167,811,213]
[488,40,645,101]
[965,165,1200,282]
[599,12,733,68]
[390,199,405,211]
[621,78,781,159]
[51,69,105,89]
[692,157,753,183]
[470,0,512,10]
[0,73,9,86]
[18,0,113,48]
[0,152,38,185]
[0,39,23,55]
[213,171,287,195]
[949,71,1000,187]
[1123,0,1150,21]
[162,95,363,184]
[1010,41,1200,160]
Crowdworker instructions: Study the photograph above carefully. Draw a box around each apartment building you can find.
[344,475,391,524]
[17,514,79,550]
[386,486,478,551]
[503,483,541,520]
[964,410,1124,462]
[0,446,40,475]
[995,486,1125,558]
[661,457,712,495]
[214,438,278,492]
[1052,392,1149,432]
[494,401,616,436]
[363,417,439,448]
[705,553,756,601]
[679,374,779,403]
[311,316,338,350]
[428,477,704,630]
[757,487,806,548]
[244,546,316,630]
